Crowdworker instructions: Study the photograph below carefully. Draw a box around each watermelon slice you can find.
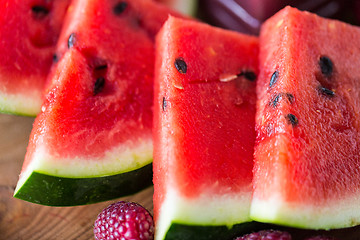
[251,6,360,230]
[0,0,70,116]
[153,16,259,239]
[14,0,181,206]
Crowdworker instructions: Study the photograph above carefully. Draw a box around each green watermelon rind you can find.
[250,196,360,230]
[155,188,254,240]
[0,91,41,117]
[162,221,267,240]
[13,163,153,206]
[14,132,153,206]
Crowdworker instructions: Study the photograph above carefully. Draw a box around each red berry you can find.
[305,236,337,240]
[235,229,292,240]
[94,201,154,240]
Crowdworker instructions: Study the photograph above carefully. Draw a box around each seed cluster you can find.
[267,70,298,127]
[266,55,336,128]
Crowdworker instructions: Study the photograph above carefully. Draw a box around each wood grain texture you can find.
[0,114,154,240]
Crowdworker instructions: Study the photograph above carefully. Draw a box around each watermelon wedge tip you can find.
[251,6,360,230]
[14,0,182,206]
[153,16,260,239]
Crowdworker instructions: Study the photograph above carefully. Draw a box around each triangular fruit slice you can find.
[0,0,70,116]
[14,0,181,206]
[153,16,259,240]
[251,6,360,230]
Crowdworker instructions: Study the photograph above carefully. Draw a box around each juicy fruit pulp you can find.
[14,0,181,206]
[0,0,70,116]
[153,16,259,240]
[94,201,154,240]
[251,6,360,230]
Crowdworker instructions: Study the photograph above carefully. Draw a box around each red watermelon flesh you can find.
[153,16,258,239]
[14,0,182,206]
[0,0,70,116]
[251,6,360,230]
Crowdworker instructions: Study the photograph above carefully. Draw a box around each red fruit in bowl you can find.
[304,236,337,240]
[94,201,154,240]
[234,229,292,240]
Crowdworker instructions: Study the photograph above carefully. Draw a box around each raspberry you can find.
[235,229,292,240]
[304,236,337,240]
[94,201,154,240]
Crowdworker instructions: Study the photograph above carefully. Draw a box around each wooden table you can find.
[0,114,153,240]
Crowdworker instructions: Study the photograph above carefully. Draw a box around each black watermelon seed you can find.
[285,113,298,126]
[269,70,279,88]
[270,93,293,107]
[94,77,105,95]
[285,93,294,103]
[319,56,333,76]
[174,57,187,74]
[319,86,335,97]
[238,71,257,81]
[31,5,49,16]
[113,2,128,15]
[68,33,76,48]
[94,64,108,70]
[52,54,58,63]
[162,97,167,111]
[271,94,282,107]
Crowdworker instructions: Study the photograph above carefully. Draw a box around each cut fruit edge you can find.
[250,193,360,230]
[0,88,41,116]
[155,187,252,240]
[14,137,153,206]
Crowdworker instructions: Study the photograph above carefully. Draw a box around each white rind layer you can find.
[0,90,41,116]
[250,194,360,230]
[170,0,198,16]
[155,187,252,240]
[15,136,152,193]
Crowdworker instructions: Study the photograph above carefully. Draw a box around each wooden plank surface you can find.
[0,114,153,240]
